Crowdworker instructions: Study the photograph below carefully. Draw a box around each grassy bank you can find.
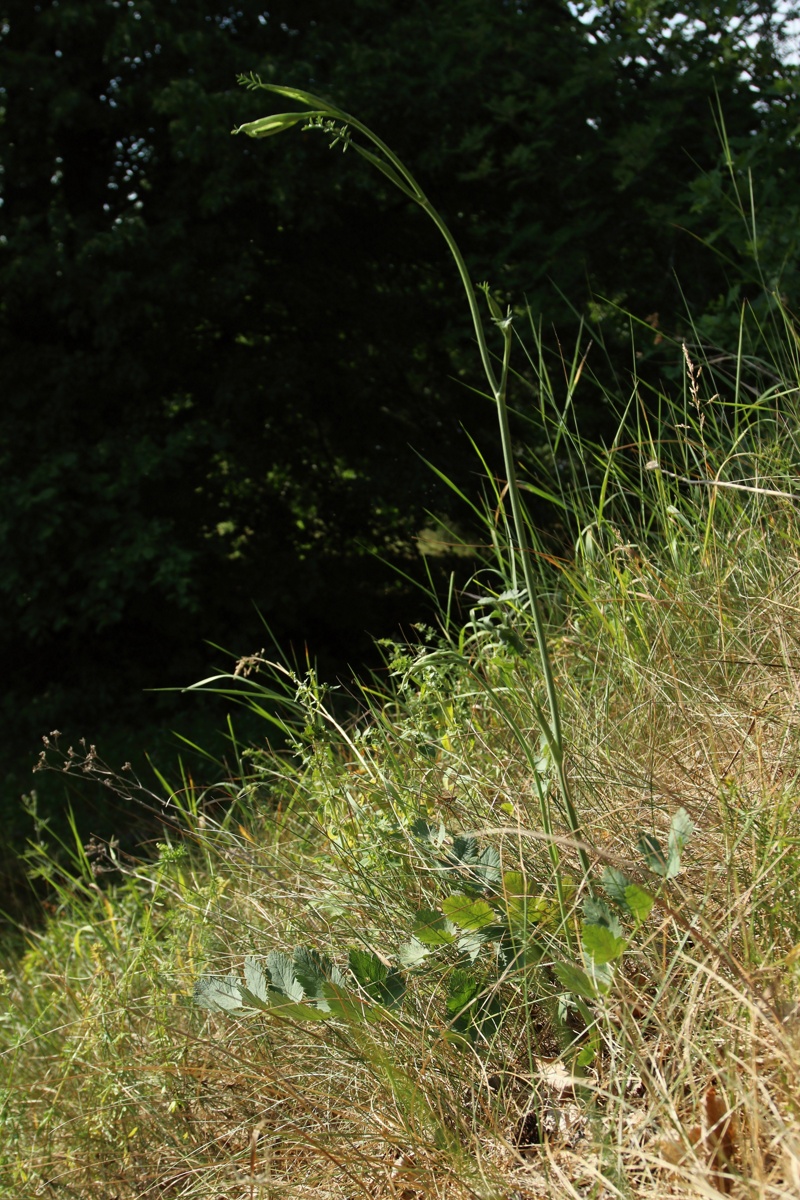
[2,326,800,1199]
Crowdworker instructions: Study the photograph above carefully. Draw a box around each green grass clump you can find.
[2,327,800,1199]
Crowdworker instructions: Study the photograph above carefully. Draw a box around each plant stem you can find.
[237,82,592,887]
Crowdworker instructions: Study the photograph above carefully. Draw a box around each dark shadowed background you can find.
[2,0,798,899]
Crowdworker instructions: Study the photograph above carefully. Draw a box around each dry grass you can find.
[3,362,800,1199]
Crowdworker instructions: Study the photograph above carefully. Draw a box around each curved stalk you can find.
[234,78,593,888]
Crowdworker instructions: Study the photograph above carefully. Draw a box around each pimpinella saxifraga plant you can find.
[231,73,591,920]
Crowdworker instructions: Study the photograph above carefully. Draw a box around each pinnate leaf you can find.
[553,962,599,1000]
[442,894,496,931]
[581,922,627,965]
[624,883,654,924]
[266,950,305,1002]
[194,974,244,1012]
[413,909,456,946]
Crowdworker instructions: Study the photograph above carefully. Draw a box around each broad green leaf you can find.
[584,958,614,995]
[348,948,387,988]
[292,946,345,1001]
[442,893,496,931]
[322,981,378,1024]
[552,962,599,1001]
[666,808,694,877]
[261,992,329,1021]
[237,986,271,1011]
[502,870,528,898]
[503,882,553,927]
[624,884,654,924]
[194,974,243,1012]
[473,845,502,885]
[348,950,405,1008]
[576,1040,598,1068]
[446,968,483,1034]
[446,968,481,1016]
[380,969,406,1008]
[451,836,478,865]
[581,922,627,965]
[413,908,456,946]
[457,930,494,961]
[669,807,693,854]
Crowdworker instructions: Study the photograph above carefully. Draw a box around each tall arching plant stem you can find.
[233,75,593,894]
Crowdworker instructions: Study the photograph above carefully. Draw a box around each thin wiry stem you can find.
[234,79,593,892]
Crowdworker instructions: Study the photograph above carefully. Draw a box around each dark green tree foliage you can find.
[0,0,798,835]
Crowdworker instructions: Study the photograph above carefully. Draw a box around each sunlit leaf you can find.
[244,956,269,1002]
[232,112,321,139]
[266,950,305,1002]
[413,909,456,946]
[194,975,243,1012]
[624,883,654,924]
[581,922,627,965]
[442,894,496,931]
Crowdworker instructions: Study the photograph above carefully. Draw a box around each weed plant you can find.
[1,95,800,1200]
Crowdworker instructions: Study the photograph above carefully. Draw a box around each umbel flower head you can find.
[232,76,345,140]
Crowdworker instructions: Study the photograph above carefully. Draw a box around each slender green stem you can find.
[236,81,593,887]
[332,103,592,883]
